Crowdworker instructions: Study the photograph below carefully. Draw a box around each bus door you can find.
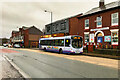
[64,39,71,51]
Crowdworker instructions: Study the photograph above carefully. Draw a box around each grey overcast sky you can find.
[0,0,118,38]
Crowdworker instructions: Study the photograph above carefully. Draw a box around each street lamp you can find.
[44,10,53,35]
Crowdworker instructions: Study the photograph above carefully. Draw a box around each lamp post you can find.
[44,10,53,35]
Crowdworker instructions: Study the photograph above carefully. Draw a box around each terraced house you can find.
[10,26,43,48]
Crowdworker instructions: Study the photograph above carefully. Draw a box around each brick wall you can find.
[29,34,41,41]
[24,30,29,48]
[69,14,83,37]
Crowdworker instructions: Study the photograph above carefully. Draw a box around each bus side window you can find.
[44,40,46,45]
[65,39,70,47]
[51,40,54,46]
[53,40,55,46]
[60,39,64,46]
[62,39,64,46]
[48,40,50,46]
[46,40,48,45]
[50,40,52,46]
[58,39,60,46]
[55,40,58,46]
[41,40,44,45]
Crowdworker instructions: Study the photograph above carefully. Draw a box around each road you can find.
[1,46,119,78]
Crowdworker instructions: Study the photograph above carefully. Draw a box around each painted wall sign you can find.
[89,34,94,43]
[104,36,111,42]
[90,27,109,31]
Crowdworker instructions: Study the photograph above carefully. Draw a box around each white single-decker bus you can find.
[39,35,83,54]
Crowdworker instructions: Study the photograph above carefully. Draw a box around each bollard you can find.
[86,45,88,53]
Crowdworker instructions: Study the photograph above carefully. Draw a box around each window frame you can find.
[110,29,119,45]
[111,12,119,26]
[84,32,89,43]
[96,16,102,27]
[85,19,89,29]
[61,23,65,30]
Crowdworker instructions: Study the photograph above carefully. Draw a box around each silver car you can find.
[14,44,20,48]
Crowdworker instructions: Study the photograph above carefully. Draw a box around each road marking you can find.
[0,49,19,53]
[14,48,118,69]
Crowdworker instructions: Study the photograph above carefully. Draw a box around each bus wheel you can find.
[44,47,46,51]
[59,49,62,54]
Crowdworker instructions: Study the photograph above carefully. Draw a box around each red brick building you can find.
[11,26,43,48]
[44,0,120,51]
[78,0,120,50]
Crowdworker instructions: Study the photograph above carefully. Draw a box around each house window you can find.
[85,19,89,29]
[111,12,118,26]
[61,23,65,30]
[96,16,102,27]
[84,33,89,43]
[56,24,59,31]
[111,32,118,45]
[111,29,119,45]
[52,25,55,32]
[47,26,50,33]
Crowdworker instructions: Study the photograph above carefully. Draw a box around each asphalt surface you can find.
[2,47,119,78]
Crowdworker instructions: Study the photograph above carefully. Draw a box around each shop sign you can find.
[90,27,109,31]
[104,36,111,42]
[89,34,94,43]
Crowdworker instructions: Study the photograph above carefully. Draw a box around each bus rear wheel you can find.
[59,49,63,54]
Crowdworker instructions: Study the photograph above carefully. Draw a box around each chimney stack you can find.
[99,0,105,7]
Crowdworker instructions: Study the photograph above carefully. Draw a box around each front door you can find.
[97,37,103,43]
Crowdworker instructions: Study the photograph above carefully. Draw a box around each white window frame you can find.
[84,32,89,43]
[96,16,102,27]
[110,29,119,45]
[89,34,94,43]
[85,19,89,29]
[111,12,119,26]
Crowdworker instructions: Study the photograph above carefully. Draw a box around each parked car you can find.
[14,44,20,48]
[3,44,8,47]
[8,44,12,48]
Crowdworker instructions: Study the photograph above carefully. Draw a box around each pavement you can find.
[2,47,119,78]
[0,46,24,79]
[83,52,120,60]
[0,49,2,80]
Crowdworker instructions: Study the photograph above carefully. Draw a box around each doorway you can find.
[97,32,103,43]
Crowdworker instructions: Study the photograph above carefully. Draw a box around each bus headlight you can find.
[71,49,74,52]
[81,50,83,52]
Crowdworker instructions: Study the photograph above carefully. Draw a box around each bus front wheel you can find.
[44,47,46,51]
[59,49,62,54]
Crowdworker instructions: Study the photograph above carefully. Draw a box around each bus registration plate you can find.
[75,50,80,53]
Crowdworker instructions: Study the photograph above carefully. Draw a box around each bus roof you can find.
[39,35,82,40]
